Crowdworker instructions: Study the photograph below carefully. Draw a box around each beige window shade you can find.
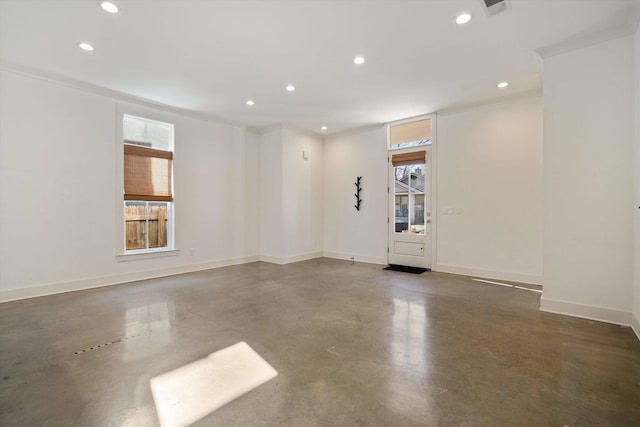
[389,119,431,147]
[391,151,426,167]
[124,144,173,201]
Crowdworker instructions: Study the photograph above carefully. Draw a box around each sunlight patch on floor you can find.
[472,278,542,293]
[150,341,278,427]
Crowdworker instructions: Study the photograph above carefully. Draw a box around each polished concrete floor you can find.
[1,258,639,426]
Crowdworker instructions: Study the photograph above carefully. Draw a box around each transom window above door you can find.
[388,118,431,150]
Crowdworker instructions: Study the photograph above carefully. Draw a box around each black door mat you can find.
[383,264,430,274]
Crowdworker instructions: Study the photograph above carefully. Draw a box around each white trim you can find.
[258,123,284,134]
[321,123,385,139]
[433,263,542,285]
[258,255,285,265]
[322,251,386,265]
[540,297,632,326]
[430,115,438,270]
[0,256,259,303]
[282,123,325,139]
[116,249,181,262]
[384,113,433,128]
[436,90,542,117]
[281,252,323,264]
[633,313,640,342]
[259,252,323,265]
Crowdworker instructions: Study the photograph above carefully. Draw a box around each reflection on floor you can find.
[1,258,639,426]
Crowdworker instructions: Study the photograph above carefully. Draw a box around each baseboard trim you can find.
[282,252,323,264]
[258,255,283,265]
[633,313,640,342]
[0,255,260,303]
[433,263,542,285]
[322,251,386,265]
[540,297,632,326]
[259,252,323,265]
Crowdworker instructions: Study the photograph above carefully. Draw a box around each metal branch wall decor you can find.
[354,176,362,211]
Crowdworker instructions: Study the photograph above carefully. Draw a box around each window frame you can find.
[115,106,179,261]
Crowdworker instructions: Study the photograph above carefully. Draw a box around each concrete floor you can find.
[1,258,639,426]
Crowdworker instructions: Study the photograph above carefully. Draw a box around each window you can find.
[389,118,431,150]
[123,115,174,252]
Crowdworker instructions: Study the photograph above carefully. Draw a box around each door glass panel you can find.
[395,194,408,232]
[409,164,425,234]
[412,195,425,234]
[394,162,426,234]
[409,164,425,192]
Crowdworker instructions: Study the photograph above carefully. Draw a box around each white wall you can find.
[259,125,284,260]
[0,70,258,301]
[542,36,635,325]
[174,110,251,262]
[244,129,261,258]
[323,98,544,280]
[282,126,323,261]
[323,126,388,264]
[258,125,324,263]
[436,97,543,284]
[633,27,640,337]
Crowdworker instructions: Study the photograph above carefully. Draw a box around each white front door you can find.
[388,147,431,268]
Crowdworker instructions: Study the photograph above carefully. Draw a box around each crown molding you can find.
[0,60,247,130]
[535,12,639,59]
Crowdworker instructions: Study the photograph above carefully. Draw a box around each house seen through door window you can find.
[393,160,426,234]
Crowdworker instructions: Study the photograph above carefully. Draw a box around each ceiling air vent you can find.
[483,0,511,16]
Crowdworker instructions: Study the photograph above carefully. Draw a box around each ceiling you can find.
[1,0,639,135]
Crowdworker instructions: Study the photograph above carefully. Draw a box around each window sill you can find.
[116,249,180,262]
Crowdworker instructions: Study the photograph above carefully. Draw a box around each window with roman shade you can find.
[124,144,173,202]
[122,114,174,252]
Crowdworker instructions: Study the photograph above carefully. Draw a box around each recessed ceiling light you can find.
[78,42,95,52]
[456,13,472,24]
[99,1,119,13]
[320,126,328,131]
[285,85,296,92]
[497,81,509,88]
[353,56,365,65]
[246,100,255,106]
